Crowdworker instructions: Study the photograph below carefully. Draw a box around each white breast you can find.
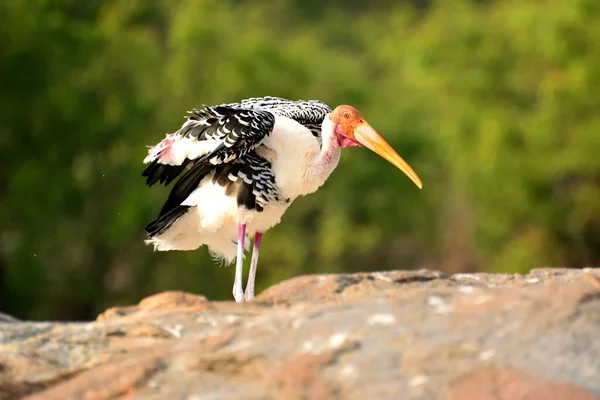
[258,116,326,200]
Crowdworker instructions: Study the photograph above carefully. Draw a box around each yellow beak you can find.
[354,122,423,189]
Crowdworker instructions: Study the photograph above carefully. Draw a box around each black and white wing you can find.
[142,97,331,187]
[222,96,332,139]
[143,105,275,182]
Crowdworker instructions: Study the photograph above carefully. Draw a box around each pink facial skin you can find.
[334,124,361,148]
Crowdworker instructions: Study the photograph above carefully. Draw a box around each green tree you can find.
[1,0,598,320]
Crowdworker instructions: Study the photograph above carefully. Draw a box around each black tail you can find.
[145,162,213,237]
[145,205,191,237]
[142,159,192,187]
[158,163,211,217]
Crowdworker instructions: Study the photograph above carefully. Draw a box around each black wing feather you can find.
[221,96,331,138]
[182,105,275,165]
[142,159,193,187]
[145,205,191,237]
[142,105,275,188]
[158,163,212,217]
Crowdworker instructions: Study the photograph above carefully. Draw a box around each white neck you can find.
[303,116,341,194]
[261,115,341,200]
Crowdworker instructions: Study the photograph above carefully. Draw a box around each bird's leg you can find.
[232,223,246,302]
[244,232,263,301]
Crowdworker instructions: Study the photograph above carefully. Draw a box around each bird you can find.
[142,96,422,302]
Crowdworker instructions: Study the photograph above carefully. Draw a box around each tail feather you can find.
[159,163,211,217]
[142,159,192,187]
[145,205,191,237]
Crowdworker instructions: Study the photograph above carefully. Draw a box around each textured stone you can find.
[0,268,599,400]
[447,368,598,400]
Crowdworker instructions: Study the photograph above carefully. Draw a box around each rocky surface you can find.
[1,268,600,400]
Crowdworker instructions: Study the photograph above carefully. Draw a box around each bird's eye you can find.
[342,112,349,119]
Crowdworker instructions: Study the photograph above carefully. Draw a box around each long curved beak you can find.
[354,121,423,189]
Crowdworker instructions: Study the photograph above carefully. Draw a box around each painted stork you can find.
[142,97,422,302]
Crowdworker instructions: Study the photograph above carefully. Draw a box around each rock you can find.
[0,313,18,323]
[447,368,598,400]
[1,268,599,400]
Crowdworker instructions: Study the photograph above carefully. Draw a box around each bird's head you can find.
[329,105,423,189]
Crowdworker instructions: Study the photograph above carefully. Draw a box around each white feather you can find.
[144,133,223,166]
[260,116,340,198]
[170,137,219,165]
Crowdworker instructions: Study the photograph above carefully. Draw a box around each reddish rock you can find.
[448,368,598,400]
[268,353,337,400]
[0,268,599,400]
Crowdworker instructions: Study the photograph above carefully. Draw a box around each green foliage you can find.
[1,0,598,319]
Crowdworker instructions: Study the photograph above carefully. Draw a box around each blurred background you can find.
[1,0,599,321]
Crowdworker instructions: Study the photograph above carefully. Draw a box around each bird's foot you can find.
[244,288,254,302]
[233,287,245,303]
[233,223,247,303]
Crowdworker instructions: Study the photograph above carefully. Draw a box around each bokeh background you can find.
[2,0,599,321]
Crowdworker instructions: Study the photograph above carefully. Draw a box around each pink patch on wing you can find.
[144,133,175,163]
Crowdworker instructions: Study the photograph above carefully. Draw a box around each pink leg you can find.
[232,223,246,302]
[244,232,263,301]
